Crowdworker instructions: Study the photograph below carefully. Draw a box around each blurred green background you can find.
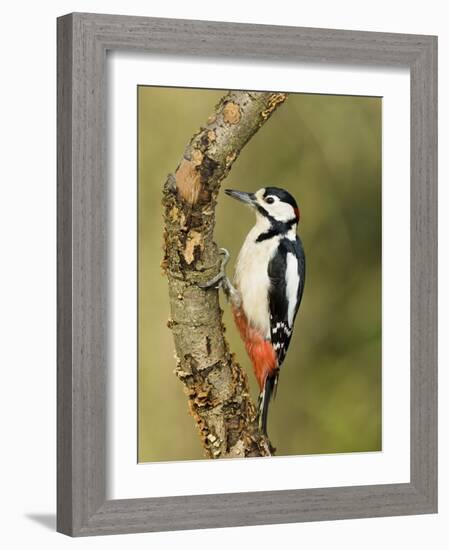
[138,86,382,462]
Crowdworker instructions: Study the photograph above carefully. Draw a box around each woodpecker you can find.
[202,187,305,438]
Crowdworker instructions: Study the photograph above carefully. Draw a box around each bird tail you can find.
[258,373,278,436]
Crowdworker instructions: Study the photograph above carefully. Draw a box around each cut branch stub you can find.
[161,91,287,458]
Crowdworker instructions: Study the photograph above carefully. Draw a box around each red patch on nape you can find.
[232,306,277,391]
[294,206,300,221]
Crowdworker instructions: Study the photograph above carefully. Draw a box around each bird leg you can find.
[199,248,240,306]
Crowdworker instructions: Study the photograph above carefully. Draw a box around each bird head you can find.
[225,187,300,224]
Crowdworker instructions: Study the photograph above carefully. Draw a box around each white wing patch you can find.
[286,252,300,327]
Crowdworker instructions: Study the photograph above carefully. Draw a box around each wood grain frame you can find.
[57,12,438,536]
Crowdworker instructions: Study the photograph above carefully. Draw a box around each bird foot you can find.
[199,248,230,289]
[199,248,238,303]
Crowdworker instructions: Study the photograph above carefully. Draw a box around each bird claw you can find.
[199,248,240,306]
[198,248,230,290]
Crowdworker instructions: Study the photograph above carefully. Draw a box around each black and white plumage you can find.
[268,236,305,366]
[223,186,306,438]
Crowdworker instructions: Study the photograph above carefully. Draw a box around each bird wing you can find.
[267,236,305,367]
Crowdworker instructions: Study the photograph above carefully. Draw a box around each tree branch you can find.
[161,91,287,458]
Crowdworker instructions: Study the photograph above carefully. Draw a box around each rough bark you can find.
[161,91,287,458]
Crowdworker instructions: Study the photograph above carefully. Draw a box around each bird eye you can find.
[265,196,275,204]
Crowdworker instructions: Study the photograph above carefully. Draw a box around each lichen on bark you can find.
[161,91,287,458]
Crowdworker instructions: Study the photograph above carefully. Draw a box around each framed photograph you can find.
[57,12,437,536]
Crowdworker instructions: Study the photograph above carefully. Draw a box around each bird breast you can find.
[233,227,280,340]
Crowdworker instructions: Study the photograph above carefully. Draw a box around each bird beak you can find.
[225,189,256,206]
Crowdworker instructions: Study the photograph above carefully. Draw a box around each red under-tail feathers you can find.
[232,305,277,391]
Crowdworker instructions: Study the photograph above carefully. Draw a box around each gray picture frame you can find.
[57,12,438,536]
